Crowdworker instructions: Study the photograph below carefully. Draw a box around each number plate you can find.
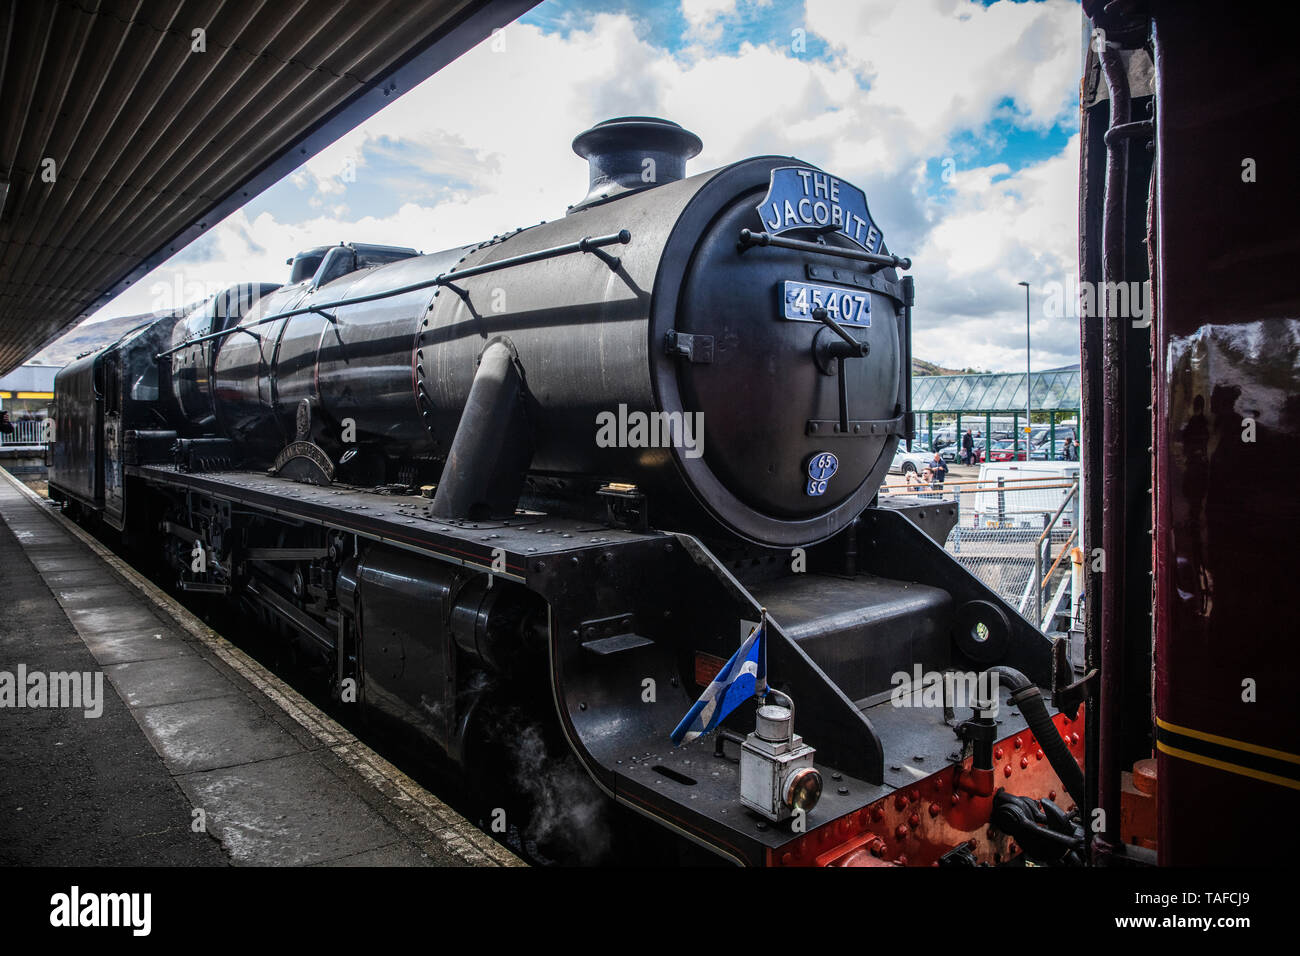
[781,281,871,327]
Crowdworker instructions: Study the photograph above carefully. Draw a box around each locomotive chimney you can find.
[570,116,702,212]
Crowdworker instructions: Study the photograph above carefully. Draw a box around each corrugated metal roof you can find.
[0,0,536,374]
[912,367,1082,413]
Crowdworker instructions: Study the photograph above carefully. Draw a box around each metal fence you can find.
[0,419,45,446]
[881,473,1082,632]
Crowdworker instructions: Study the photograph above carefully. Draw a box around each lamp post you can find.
[1019,281,1031,456]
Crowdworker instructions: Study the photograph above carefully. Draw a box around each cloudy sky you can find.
[74,0,1086,373]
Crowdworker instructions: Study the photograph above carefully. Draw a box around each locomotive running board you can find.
[125,463,657,584]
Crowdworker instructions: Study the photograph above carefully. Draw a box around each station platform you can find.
[0,467,521,867]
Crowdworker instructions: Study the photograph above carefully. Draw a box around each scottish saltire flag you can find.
[670,620,767,746]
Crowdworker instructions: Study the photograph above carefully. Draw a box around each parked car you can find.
[943,436,989,464]
[1031,438,1082,461]
[987,439,1029,462]
[941,445,983,463]
[891,445,933,474]
[1028,426,1076,448]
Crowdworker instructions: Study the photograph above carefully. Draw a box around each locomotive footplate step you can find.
[0,467,521,867]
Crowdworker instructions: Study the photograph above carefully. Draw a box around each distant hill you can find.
[27,312,178,367]
[913,358,982,376]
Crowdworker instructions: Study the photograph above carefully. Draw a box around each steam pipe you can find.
[988,665,1085,807]
[1096,40,1131,858]
[738,229,912,271]
[430,340,533,520]
[902,275,915,446]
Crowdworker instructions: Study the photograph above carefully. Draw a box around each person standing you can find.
[962,428,974,465]
[929,451,948,489]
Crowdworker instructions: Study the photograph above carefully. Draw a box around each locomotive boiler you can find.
[181,117,908,547]
[50,117,1084,866]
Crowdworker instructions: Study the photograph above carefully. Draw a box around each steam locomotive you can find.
[49,117,1083,866]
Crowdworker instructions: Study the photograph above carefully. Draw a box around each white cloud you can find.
[81,1,1084,374]
[910,133,1081,371]
[679,0,777,45]
[681,0,738,42]
[804,0,1080,155]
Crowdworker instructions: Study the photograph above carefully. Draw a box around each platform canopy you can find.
[0,0,536,375]
[912,366,1081,414]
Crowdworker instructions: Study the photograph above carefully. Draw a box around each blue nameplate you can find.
[806,452,839,497]
[755,166,884,254]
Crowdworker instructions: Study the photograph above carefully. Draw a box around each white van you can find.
[967,461,1081,530]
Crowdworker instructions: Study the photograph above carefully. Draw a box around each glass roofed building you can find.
[910,365,1081,457]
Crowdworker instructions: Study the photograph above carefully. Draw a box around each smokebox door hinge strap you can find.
[665,330,714,364]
